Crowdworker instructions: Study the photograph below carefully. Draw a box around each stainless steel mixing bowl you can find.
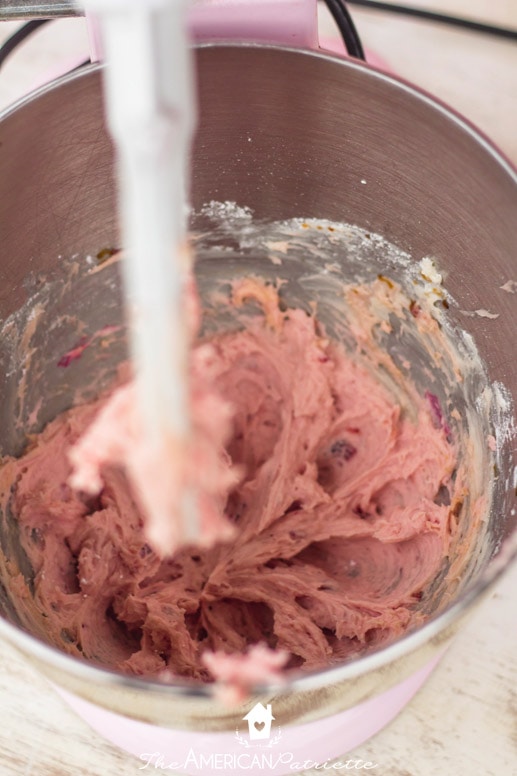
[0,44,515,732]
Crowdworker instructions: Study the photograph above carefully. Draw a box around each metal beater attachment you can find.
[82,0,198,546]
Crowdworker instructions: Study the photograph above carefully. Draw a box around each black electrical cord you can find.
[324,0,366,60]
[70,59,92,72]
[0,19,92,72]
[1,4,366,71]
[346,0,517,42]
[0,19,49,70]
[2,2,517,74]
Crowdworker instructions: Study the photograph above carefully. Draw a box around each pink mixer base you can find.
[55,650,446,776]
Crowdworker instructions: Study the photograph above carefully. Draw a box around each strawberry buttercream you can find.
[0,279,459,687]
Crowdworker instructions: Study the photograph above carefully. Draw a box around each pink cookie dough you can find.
[0,278,460,684]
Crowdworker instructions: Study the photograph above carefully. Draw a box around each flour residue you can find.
[500,280,517,294]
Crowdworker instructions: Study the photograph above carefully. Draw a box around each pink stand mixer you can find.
[0,2,516,775]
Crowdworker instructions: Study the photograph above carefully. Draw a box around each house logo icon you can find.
[242,702,275,740]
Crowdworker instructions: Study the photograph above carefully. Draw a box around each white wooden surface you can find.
[0,2,516,774]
